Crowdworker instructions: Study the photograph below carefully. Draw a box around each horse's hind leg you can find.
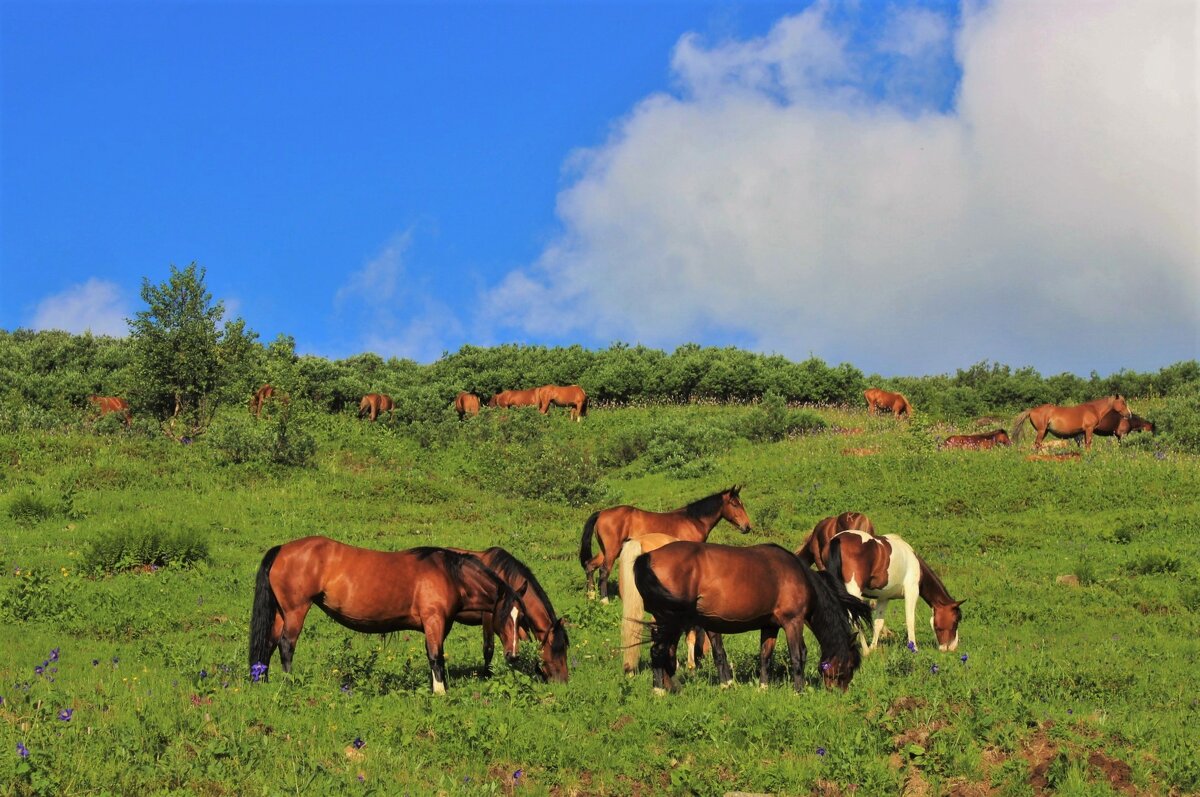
[277,603,312,675]
[708,633,733,686]
[649,618,682,693]
[758,627,778,688]
[423,618,450,695]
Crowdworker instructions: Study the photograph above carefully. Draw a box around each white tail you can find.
[619,538,646,673]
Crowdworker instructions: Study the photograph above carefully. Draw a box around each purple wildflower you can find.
[340,684,351,693]
[960,654,968,663]
[250,662,268,682]
[819,660,831,673]
[513,769,523,781]
[58,708,73,721]
[352,737,365,749]
[92,659,99,666]
[930,664,940,675]
[199,669,208,680]
[357,774,364,783]
[816,747,827,757]
[906,640,917,652]
[49,648,60,662]
[17,742,29,758]
[0,696,4,706]
[34,665,43,676]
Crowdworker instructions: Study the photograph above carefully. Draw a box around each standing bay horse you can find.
[580,486,753,602]
[249,537,528,695]
[825,530,963,654]
[633,542,871,692]
[536,384,588,421]
[864,388,913,418]
[940,429,1012,450]
[488,388,540,410]
[446,547,569,683]
[87,395,131,427]
[1081,410,1154,443]
[795,511,877,570]
[1011,395,1131,450]
[249,385,287,418]
[358,393,394,422]
[454,392,481,419]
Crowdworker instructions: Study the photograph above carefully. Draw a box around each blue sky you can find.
[1,1,1195,376]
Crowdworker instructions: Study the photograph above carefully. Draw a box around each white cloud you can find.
[32,278,129,337]
[484,1,1198,374]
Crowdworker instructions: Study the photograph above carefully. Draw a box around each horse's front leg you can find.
[481,621,494,676]
[870,598,889,652]
[758,627,778,688]
[783,621,808,692]
[903,587,919,652]
[423,617,450,695]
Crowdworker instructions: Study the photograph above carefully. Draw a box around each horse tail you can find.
[579,511,600,570]
[1010,409,1032,442]
[619,539,647,672]
[249,545,283,676]
[579,392,589,418]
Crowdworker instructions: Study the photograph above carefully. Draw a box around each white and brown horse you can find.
[825,530,963,654]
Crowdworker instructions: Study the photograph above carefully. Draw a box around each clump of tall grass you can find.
[7,490,56,526]
[82,524,211,575]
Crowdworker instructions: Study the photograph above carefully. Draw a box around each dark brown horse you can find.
[580,486,752,602]
[447,547,569,682]
[1080,410,1154,443]
[249,537,527,695]
[87,395,131,427]
[487,388,539,410]
[454,391,481,419]
[633,542,871,692]
[826,531,963,654]
[795,511,877,570]
[249,384,288,418]
[358,393,394,421]
[940,429,1012,450]
[864,387,913,418]
[1011,395,1131,450]
[536,384,588,421]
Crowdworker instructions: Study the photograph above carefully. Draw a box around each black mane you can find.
[483,547,568,653]
[684,489,729,519]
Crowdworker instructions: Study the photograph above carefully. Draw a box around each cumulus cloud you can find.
[32,279,130,337]
[484,1,1198,374]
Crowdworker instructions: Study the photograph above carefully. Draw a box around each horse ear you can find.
[730,484,741,496]
[953,599,966,609]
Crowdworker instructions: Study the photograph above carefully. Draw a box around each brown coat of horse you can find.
[1087,411,1155,441]
[864,388,913,418]
[579,486,753,602]
[88,395,131,427]
[358,393,394,421]
[1011,395,1131,450]
[249,384,288,418]
[454,392,481,419]
[795,511,876,570]
[487,389,539,409]
[940,429,1012,450]
[536,384,588,421]
[633,542,871,692]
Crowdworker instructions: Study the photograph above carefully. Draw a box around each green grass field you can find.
[2,403,1198,796]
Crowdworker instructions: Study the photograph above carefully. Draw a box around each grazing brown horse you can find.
[1081,410,1154,443]
[487,388,540,410]
[825,531,963,654]
[864,388,913,418]
[358,393,394,421]
[454,391,481,419]
[249,384,288,418]
[87,395,131,427]
[446,546,569,683]
[795,511,877,570]
[536,384,588,421]
[580,486,753,602]
[940,429,1012,450]
[633,542,871,692]
[1011,395,1131,450]
[249,537,528,695]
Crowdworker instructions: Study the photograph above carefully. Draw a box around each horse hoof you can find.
[600,597,609,605]
[652,687,667,696]
[720,681,735,689]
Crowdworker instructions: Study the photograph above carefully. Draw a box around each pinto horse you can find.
[1080,410,1154,443]
[864,388,913,418]
[1011,395,1131,450]
[446,546,569,683]
[358,393,394,422]
[795,511,877,570]
[580,486,752,602]
[940,429,1011,450]
[488,388,540,410]
[249,385,288,418]
[87,395,131,427]
[633,542,871,692]
[536,384,588,421]
[249,537,527,695]
[454,391,481,419]
[825,530,963,654]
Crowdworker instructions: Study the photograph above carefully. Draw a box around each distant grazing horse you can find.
[454,392,481,419]
[1011,395,1131,450]
[249,384,287,418]
[358,393,394,422]
[825,530,963,654]
[580,486,752,602]
[633,542,871,692]
[795,511,877,570]
[618,534,708,674]
[87,395,131,427]
[1079,410,1154,444]
[446,546,569,683]
[488,389,539,410]
[536,384,588,421]
[864,388,913,418]
[940,429,1011,450]
[249,537,527,695]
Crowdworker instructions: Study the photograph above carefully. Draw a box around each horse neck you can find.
[455,562,504,612]
[916,556,956,608]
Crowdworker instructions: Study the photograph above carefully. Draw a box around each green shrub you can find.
[93,411,129,435]
[0,568,76,622]
[640,417,737,478]
[82,524,211,575]
[7,490,56,526]
[1155,386,1200,453]
[740,392,829,442]
[207,403,316,466]
[1124,551,1182,576]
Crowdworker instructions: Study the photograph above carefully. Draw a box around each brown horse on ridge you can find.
[454,391,481,419]
[488,388,539,410]
[249,384,288,418]
[795,511,876,570]
[87,395,131,427]
[864,388,913,418]
[358,393,394,422]
[580,486,752,602]
[940,429,1011,450]
[536,384,588,421]
[1011,395,1131,450]
[249,537,528,695]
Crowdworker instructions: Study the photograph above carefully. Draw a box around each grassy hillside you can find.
[1,403,1197,796]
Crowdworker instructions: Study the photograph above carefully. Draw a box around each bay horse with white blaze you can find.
[87,395,131,427]
[358,393,394,421]
[454,391,481,419]
[1011,395,1131,450]
[580,486,752,602]
[537,384,588,421]
[633,542,871,692]
[940,429,1011,450]
[864,388,913,418]
[825,530,963,653]
[795,511,877,570]
[249,537,528,695]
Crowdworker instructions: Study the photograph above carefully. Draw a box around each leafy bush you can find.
[1155,386,1200,453]
[740,392,828,442]
[7,490,56,526]
[0,568,75,622]
[639,417,738,478]
[207,403,316,467]
[82,524,211,575]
